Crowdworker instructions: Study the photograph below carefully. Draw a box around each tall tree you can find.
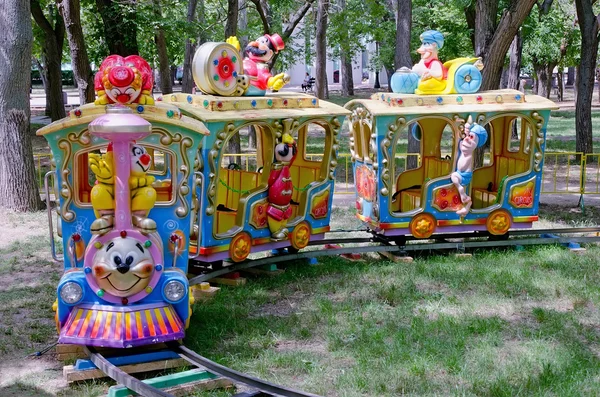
[315,0,329,99]
[152,0,172,94]
[574,0,599,154]
[506,31,522,90]
[181,0,199,94]
[467,0,540,91]
[0,0,44,211]
[394,0,412,69]
[31,0,66,121]
[58,0,95,105]
[95,0,139,56]
[225,0,238,39]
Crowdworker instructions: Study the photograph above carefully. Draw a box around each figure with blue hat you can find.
[451,116,488,216]
[412,30,448,94]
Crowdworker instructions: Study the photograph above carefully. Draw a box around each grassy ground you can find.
[2,206,600,396]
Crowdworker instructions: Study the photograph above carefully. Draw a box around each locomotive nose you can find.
[140,153,151,166]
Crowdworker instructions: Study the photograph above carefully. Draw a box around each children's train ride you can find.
[38,30,556,348]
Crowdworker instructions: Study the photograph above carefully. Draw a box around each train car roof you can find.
[37,103,210,136]
[344,89,559,117]
[160,92,350,122]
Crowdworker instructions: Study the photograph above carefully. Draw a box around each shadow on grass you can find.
[0,382,55,397]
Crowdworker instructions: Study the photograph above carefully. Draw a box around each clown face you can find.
[131,144,152,176]
[104,66,142,104]
[245,36,274,63]
[92,237,155,298]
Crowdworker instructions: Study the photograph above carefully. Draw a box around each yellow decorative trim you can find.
[381,117,406,196]
[531,111,545,172]
[57,139,75,222]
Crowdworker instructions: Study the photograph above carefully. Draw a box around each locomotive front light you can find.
[60,281,83,305]
[163,280,186,303]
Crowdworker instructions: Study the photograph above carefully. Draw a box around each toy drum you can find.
[192,42,244,96]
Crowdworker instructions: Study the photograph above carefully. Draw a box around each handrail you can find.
[44,170,62,262]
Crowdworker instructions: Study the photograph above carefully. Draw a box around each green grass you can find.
[182,243,600,396]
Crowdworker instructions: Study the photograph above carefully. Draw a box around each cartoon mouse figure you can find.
[242,34,290,96]
[267,133,297,241]
[451,118,488,217]
[94,55,154,105]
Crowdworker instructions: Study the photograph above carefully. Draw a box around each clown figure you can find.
[242,34,290,96]
[451,120,488,217]
[412,30,448,94]
[267,133,297,241]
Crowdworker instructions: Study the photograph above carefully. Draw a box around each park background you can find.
[3,0,600,396]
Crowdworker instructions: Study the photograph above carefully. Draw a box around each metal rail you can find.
[168,342,323,397]
[188,226,600,285]
[84,343,321,397]
[83,345,173,397]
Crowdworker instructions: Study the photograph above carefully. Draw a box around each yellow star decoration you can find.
[415,219,432,235]
[234,238,250,259]
[491,215,508,232]
[295,228,309,246]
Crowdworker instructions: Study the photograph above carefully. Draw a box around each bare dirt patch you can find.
[250,290,310,318]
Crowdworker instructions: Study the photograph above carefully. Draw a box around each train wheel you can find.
[409,213,436,239]
[290,221,311,251]
[229,232,252,262]
[486,209,511,236]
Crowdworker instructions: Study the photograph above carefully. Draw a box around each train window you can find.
[74,144,175,207]
[303,123,327,162]
[507,118,522,152]
[220,125,263,172]
[350,117,372,163]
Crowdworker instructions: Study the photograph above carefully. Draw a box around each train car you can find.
[345,89,558,239]
[160,92,349,263]
[38,95,207,347]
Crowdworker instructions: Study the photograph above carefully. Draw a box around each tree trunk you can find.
[338,0,353,96]
[181,0,198,94]
[507,31,522,90]
[476,0,538,91]
[31,0,66,121]
[0,0,44,211]
[557,69,564,101]
[314,0,328,99]
[533,61,556,99]
[225,0,238,39]
[374,71,380,89]
[95,0,138,56]
[238,0,248,49]
[394,0,412,69]
[59,0,95,105]
[566,66,575,86]
[153,0,172,95]
[574,0,599,154]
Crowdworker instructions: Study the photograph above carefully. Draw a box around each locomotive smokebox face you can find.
[92,237,155,298]
[131,144,152,175]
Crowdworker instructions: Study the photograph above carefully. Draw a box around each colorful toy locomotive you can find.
[38,95,207,347]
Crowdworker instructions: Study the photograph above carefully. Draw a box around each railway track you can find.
[84,343,322,397]
[188,226,600,285]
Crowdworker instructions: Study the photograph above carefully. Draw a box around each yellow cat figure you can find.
[89,146,115,234]
[129,144,157,233]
